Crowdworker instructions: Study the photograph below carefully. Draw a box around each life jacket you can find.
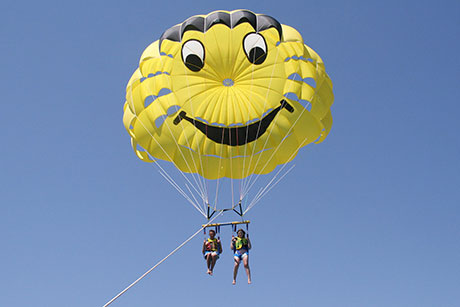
[234,237,248,250]
[205,238,218,251]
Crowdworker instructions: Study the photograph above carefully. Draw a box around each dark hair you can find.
[209,229,216,234]
[236,229,246,236]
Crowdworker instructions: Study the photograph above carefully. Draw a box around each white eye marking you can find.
[181,40,205,72]
[243,33,267,64]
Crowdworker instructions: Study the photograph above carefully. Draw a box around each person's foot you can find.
[248,279,252,284]
[207,269,211,275]
[232,280,236,285]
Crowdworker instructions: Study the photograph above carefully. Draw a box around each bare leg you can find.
[243,254,251,284]
[210,254,218,275]
[206,254,212,274]
[233,256,240,285]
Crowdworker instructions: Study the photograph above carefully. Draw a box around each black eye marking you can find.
[243,32,267,65]
[181,39,205,72]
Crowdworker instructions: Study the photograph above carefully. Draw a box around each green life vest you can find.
[235,237,248,250]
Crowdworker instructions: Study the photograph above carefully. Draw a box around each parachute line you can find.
[213,128,227,211]
[180,54,211,210]
[129,62,211,212]
[142,50,207,214]
[149,51,209,213]
[241,79,316,204]
[244,163,296,214]
[240,72,316,211]
[240,46,281,201]
[130,112,207,214]
[151,157,206,217]
[242,135,309,204]
[103,211,224,307]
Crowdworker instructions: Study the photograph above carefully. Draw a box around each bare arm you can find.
[247,237,252,250]
[202,240,206,254]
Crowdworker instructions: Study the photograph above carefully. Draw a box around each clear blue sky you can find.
[1,1,459,306]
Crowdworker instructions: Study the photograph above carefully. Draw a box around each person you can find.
[202,229,222,275]
[230,229,252,284]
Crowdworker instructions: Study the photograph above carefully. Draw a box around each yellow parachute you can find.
[123,10,333,180]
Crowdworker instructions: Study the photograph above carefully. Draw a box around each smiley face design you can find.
[123,10,334,179]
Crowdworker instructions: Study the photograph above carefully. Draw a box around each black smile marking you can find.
[173,100,294,146]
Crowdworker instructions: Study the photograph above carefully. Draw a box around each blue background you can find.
[1,0,459,306]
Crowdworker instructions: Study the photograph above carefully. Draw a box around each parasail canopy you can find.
[123,9,333,181]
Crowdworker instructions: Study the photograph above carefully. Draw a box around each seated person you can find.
[230,229,252,284]
[202,229,222,275]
